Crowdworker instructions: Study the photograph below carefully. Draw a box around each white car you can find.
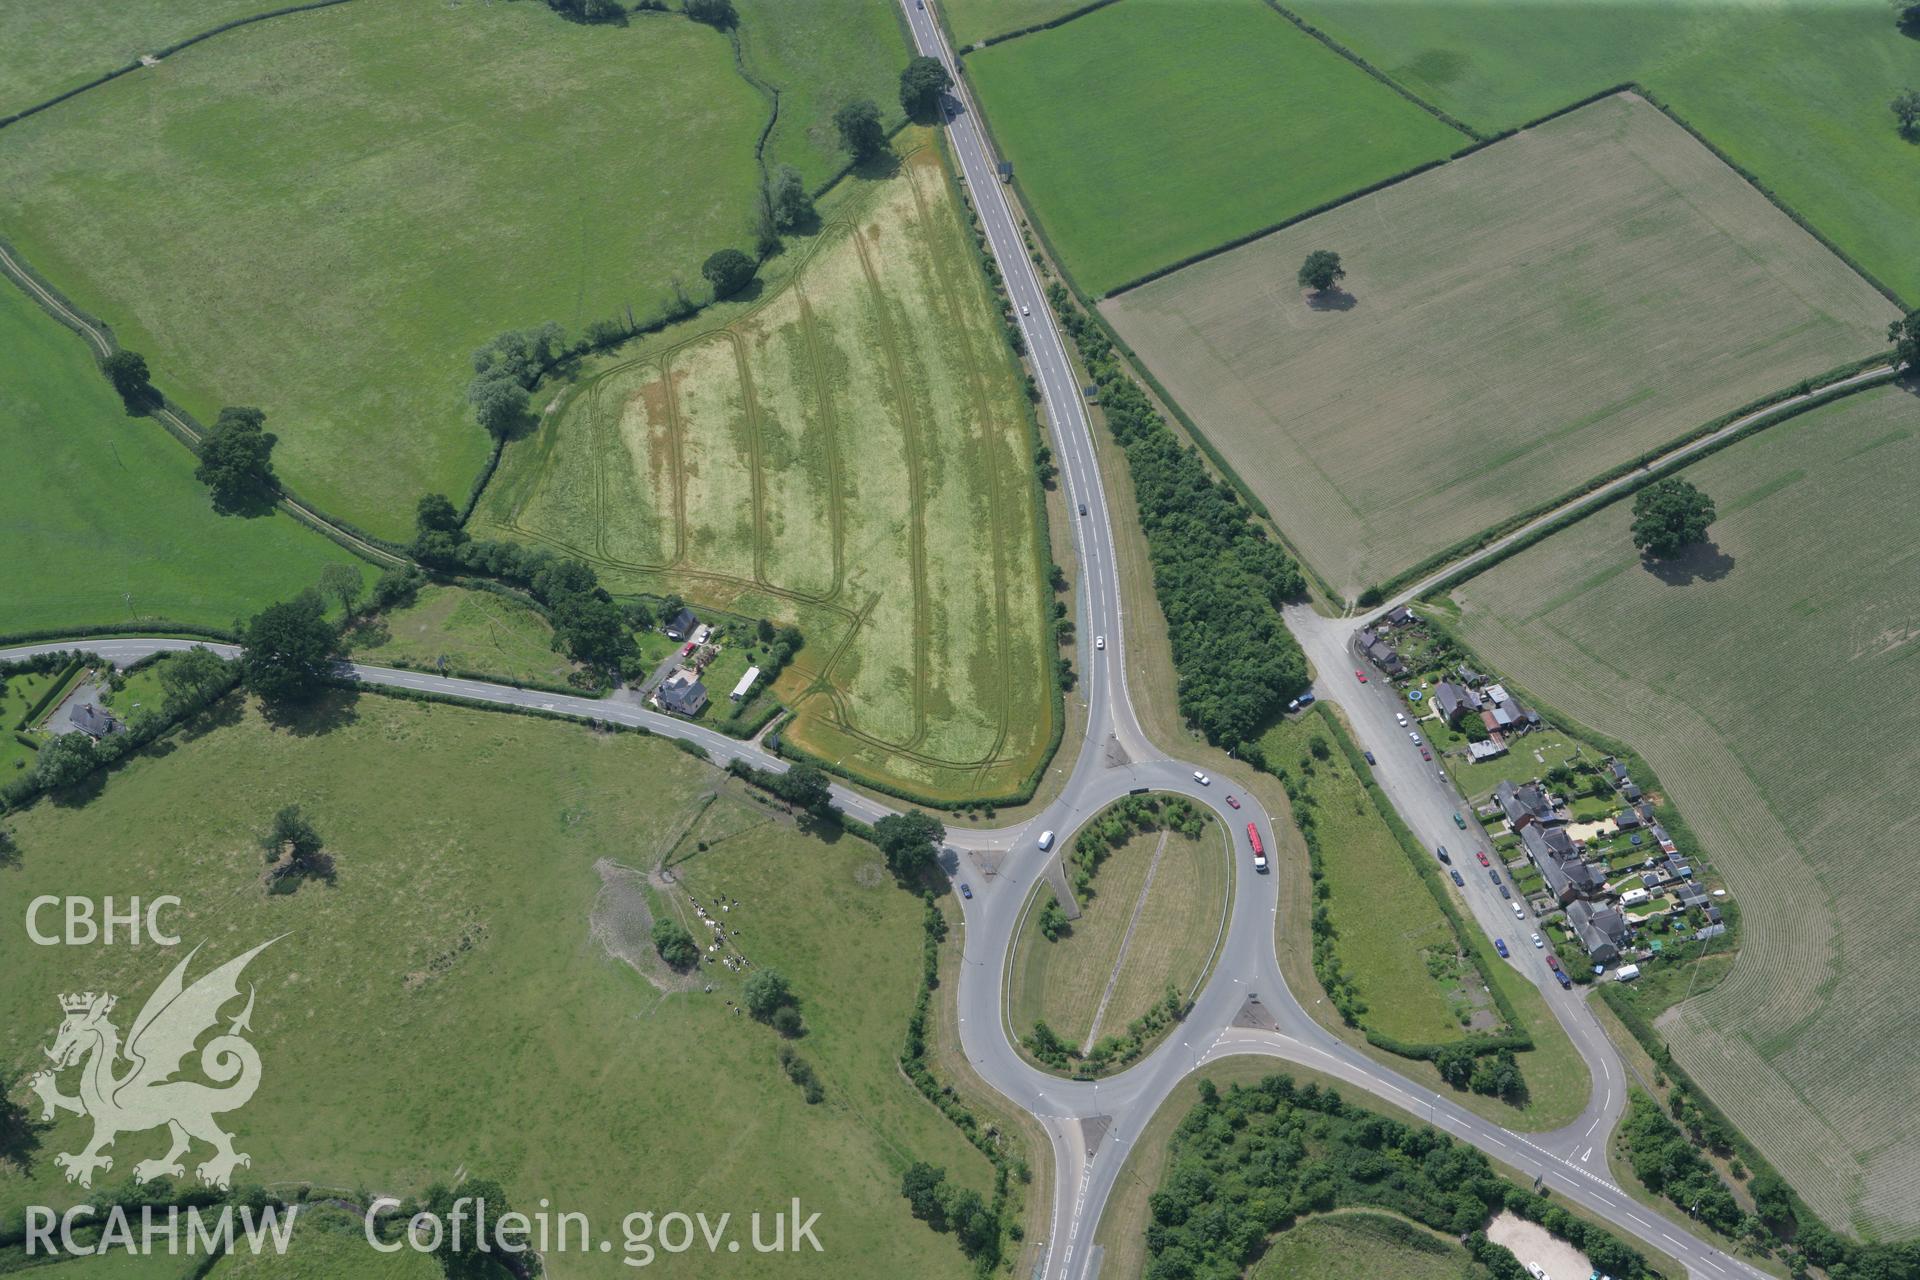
[1512,903,1526,919]
[1531,932,1544,948]
[1395,712,1408,726]
[1193,771,1210,786]
[1037,830,1055,851]
[1408,731,1421,744]
[1020,304,1030,316]
[1096,635,1105,650]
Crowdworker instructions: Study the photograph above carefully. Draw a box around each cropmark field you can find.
[477,141,1057,803]
[1443,382,1920,1238]
[0,694,993,1279]
[0,0,908,541]
[1102,93,1898,599]
[962,0,1466,296]
[1290,0,1920,305]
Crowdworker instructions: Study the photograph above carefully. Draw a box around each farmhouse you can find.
[664,607,698,640]
[657,671,708,717]
[1363,639,1408,679]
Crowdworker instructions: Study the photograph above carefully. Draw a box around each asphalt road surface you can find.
[0,6,1807,1268]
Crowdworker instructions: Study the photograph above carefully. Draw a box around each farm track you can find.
[0,237,406,570]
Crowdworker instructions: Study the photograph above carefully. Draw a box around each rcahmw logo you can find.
[28,937,280,1190]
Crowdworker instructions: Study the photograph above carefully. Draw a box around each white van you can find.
[1037,830,1055,851]
[1613,963,1642,982]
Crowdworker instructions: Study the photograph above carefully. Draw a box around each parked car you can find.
[1556,969,1573,989]
[1363,750,1377,765]
[1419,747,1432,761]
[1511,901,1525,918]
[1450,869,1465,886]
[1193,771,1210,786]
[1095,635,1105,650]
[1354,669,1368,683]
[1395,712,1408,726]
[960,883,972,900]
[1453,812,1467,829]
[1488,870,1501,884]
[1546,953,1561,971]
[1499,884,1512,899]
[1494,938,1509,958]
[1408,731,1421,744]
[1226,795,1241,810]
[1435,845,1451,864]
[1531,932,1544,948]
[1476,850,1490,867]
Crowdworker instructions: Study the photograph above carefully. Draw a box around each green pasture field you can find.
[0,693,990,1278]
[0,284,367,637]
[208,1207,441,1279]
[1251,1212,1482,1280]
[1008,821,1228,1051]
[735,0,910,187]
[0,0,768,539]
[1264,711,1592,1126]
[1102,93,1898,599]
[476,137,1056,803]
[1292,0,1920,304]
[344,584,573,688]
[0,0,273,117]
[944,0,1089,47]
[1259,716,1471,1045]
[1445,383,1920,1237]
[962,0,1465,296]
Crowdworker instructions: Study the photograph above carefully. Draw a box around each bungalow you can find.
[1433,680,1483,726]
[1457,666,1487,687]
[1467,739,1508,762]
[69,703,123,739]
[1383,605,1415,628]
[663,607,698,640]
[1357,627,1378,650]
[1651,823,1679,855]
[1622,782,1643,803]
[1567,899,1631,964]
[1608,759,1631,784]
[1493,779,1559,830]
[1615,808,1643,831]
[657,671,708,717]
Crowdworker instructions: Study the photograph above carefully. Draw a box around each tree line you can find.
[1049,286,1307,745]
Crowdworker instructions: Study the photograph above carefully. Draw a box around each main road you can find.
[0,4,1795,1270]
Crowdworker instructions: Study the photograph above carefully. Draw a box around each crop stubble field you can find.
[478,142,1055,802]
[1008,822,1229,1050]
[1291,0,1920,306]
[1102,94,1898,597]
[0,694,991,1278]
[962,0,1465,296]
[0,0,770,539]
[1446,384,1920,1237]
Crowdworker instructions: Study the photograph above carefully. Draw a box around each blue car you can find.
[1494,938,1510,958]
[959,883,972,900]
[1450,870,1465,886]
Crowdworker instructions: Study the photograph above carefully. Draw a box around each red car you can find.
[1476,851,1490,866]
[1354,668,1368,683]
[1225,795,1241,810]
[1419,747,1432,761]
[1546,954,1561,972]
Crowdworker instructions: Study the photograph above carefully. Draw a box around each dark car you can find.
[1453,812,1467,829]
[1450,869,1465,887]
[1435,846,1451,865]
[1555,969,1572,988]
[1419,746,1431,761]
[1498,884,1511,899]
[959,883,972,900]
[1494,939,1509,958]
[1363,750,1376,765]
[1226,795,1241,810]
[1488,870,1501,885]
[1078,503,1088,516]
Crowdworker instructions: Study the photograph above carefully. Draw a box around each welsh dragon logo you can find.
[27,939,278,1190]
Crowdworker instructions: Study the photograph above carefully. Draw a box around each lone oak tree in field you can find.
[834,98,887,162]
[701,248,756,299]
[1297,249,1345,295]
[194,406,278,511]
[899,55,952,122]
[1892,88,1920,137]
[1630,477,1717,560]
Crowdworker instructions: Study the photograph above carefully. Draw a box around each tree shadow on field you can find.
[261,687,360,738]
[1306,288,1357,312]
[1643,541,1735,587]
[1898,3,1920,40]
[853,149,903,183]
